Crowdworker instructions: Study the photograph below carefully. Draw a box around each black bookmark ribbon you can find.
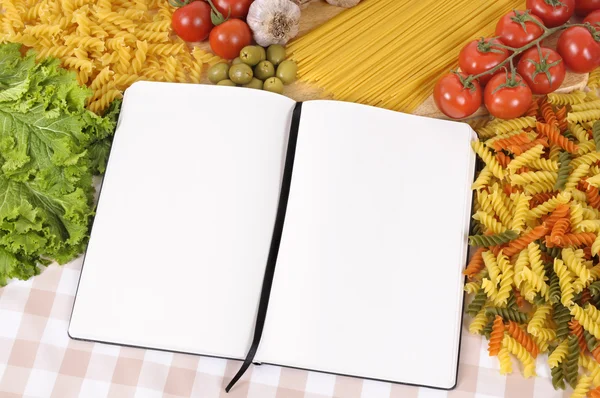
[226,101,304,393]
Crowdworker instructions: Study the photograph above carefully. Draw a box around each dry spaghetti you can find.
[287,0,525,113]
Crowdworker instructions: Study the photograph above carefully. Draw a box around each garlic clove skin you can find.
[326,0,361,7]
[247,0,301,47]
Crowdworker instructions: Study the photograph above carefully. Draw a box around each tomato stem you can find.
[206,0,229,25]
[464,22,591,88]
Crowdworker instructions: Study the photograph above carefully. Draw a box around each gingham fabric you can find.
[0,257,573,398]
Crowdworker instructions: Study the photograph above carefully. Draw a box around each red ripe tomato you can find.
[557,26,600,73]
[171,2,214,43]
[584,9,600,29]
[458,38,509,85]
[527,0,575,27]
[434,73,482,119]
[209,19,252,59]
[517,47,566,94]
[484,73,533,119]
[495,10,545,48]
[576,0,600,16]
[212,0,254,19]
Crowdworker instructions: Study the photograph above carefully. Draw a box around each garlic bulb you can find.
[247,0,301,47]
[326,0,360,7]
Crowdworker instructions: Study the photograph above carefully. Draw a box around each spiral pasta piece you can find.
[469,230,519,247]
[520,267,549,300]
[509,137,549,156]
[528,192,571,220]
[497,347,512,375]
[585,303,600,323]
[571,375,592,398]
[537,122,579,153]
[507,144,545,174]
[491,131,530,151]
[551,361,566,390]
[489,190,512,227]
[492,116,537,135]
[571,304,600,340]
[568,110,600,123]
[527,157,558,172]
[548,338,569,368]
[504,225,549,257]
[471,141,505,179]
[556,106,569,132]
[554,233,596,248]
[540,97,558,126]
[563,248,591,285]
[506,321,539,358]
[566,163,591,190]
[587,173,600,189]
[548,91,586,106]
[570,319,588,352]
[468,306,489,335]
[589,67,600,89]
[486,307,528,323]
[528,303,551,336]
[550,218,570,243]
[488,315,504,356]
[555,258,576,307]
[464,248,486,279]
[511,193,531,233]
[511,170,558,187]
[502,334,536,378]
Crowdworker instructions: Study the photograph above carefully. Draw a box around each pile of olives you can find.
[207,44,297,94]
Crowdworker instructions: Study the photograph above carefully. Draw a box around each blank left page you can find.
[69,82,296,359]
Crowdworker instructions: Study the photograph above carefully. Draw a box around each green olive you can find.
[254,60,275,80]
[243,78,263,90]
[266,44,286,66]
[228,64,253,85]
[207,63,230,84]
[276,60,297,85]
[217,79,236,86]
[232,57,243,65]
[263,77,284,94]
[240,46,263,66]
[257,46,266,62]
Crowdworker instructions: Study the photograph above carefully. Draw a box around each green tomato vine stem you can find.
[463,20,598,88]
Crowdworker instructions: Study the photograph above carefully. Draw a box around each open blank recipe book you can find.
[69,82,477,391]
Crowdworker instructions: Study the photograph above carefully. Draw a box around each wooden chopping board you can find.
[198,0,589,119]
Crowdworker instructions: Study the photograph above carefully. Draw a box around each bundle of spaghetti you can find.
[286,0,524,113]
[0,0,222,113]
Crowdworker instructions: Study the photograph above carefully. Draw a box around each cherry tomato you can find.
[584,9,600,30]
[557,26,600,73]
[209,19,252,59]
[495,10,545,48]
[434,73,482,119]
[212,0,254,19]
[171,1,214,43]
[576,0,600,16]
[527,0,575,27]
[484,73,533,119]
[517,47,566,94]
[458,38,509,85]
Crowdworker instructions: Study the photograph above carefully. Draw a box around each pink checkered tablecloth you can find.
[0,257,574,398]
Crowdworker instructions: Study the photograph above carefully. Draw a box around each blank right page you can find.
[256,100,476,389]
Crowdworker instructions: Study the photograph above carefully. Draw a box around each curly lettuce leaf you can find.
[0,44,119,285]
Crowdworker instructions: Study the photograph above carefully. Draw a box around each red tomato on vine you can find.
[557,26,600,73]
[484,72,533,119]
[517,47,565,94]
[458,38,510,85]
[576,0,600,16]
[527,0,575,27]
[495,10,545,48]
[433,72,482,119]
